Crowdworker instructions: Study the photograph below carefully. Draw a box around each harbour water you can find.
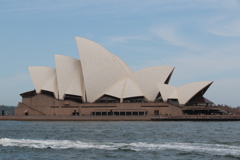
[0,121,240,160]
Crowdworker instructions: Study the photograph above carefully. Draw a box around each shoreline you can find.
[1,115,240,121]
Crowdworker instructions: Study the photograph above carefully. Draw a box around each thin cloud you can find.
[151,26,186,47]
[129,39,240,86]
[154,43,240,72]
[109,36,150,43]
[150,26,204,51]
[208,19,240,37]
[1,0,238,16]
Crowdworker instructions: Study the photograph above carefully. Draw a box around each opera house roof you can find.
[28,37,213,106]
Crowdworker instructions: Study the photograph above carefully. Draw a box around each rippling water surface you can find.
[0,121,240,160]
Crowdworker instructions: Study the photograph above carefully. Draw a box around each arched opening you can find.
[41,90,55,98]
[95,95,120,103]
[64,94,83,103]
[185,85,213,106]
[167,99,179,105]
[154,92,163,102]
[123,96,147,103]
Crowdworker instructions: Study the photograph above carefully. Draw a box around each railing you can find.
[150,115,240,121]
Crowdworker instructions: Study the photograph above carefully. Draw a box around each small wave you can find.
[0,138,116,150]
[1,138,240,157]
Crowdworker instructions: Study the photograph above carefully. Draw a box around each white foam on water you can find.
[129,142,240,157]
[1,138,240,157]
[0,138,117,150]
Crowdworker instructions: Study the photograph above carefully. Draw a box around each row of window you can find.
[92,111,147,116]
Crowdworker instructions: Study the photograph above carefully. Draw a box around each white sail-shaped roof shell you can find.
[41,74,58,98]
[28,66,58,98]
[168,90,178,99]
[178,81,213,105]
[157,84,176,102]
[27,37,213,105]
[55,55,85,101]
[132,66,174,101]
[157,81,213,105]
[106,77,144,101]
[123,77,143,99]
[114,55,132,75]
[76,37,132,102]
[106,78,126,99]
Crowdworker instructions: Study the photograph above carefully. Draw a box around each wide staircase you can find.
[18,102,46,116]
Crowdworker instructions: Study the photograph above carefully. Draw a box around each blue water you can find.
[0,121,240,160]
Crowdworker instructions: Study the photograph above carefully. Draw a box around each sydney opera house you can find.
[15,37,215,117]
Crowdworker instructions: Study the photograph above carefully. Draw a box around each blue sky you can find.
[0,0,240,107]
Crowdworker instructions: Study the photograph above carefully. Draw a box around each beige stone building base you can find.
[15,94,183,117]
[0,115,152,121]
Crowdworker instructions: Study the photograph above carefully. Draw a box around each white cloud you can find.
[150,26,205,51]
[143,42,240,76]
[208,18,240,37]
[151,26,186,47]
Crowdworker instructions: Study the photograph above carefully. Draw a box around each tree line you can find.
[0,105,16,115]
